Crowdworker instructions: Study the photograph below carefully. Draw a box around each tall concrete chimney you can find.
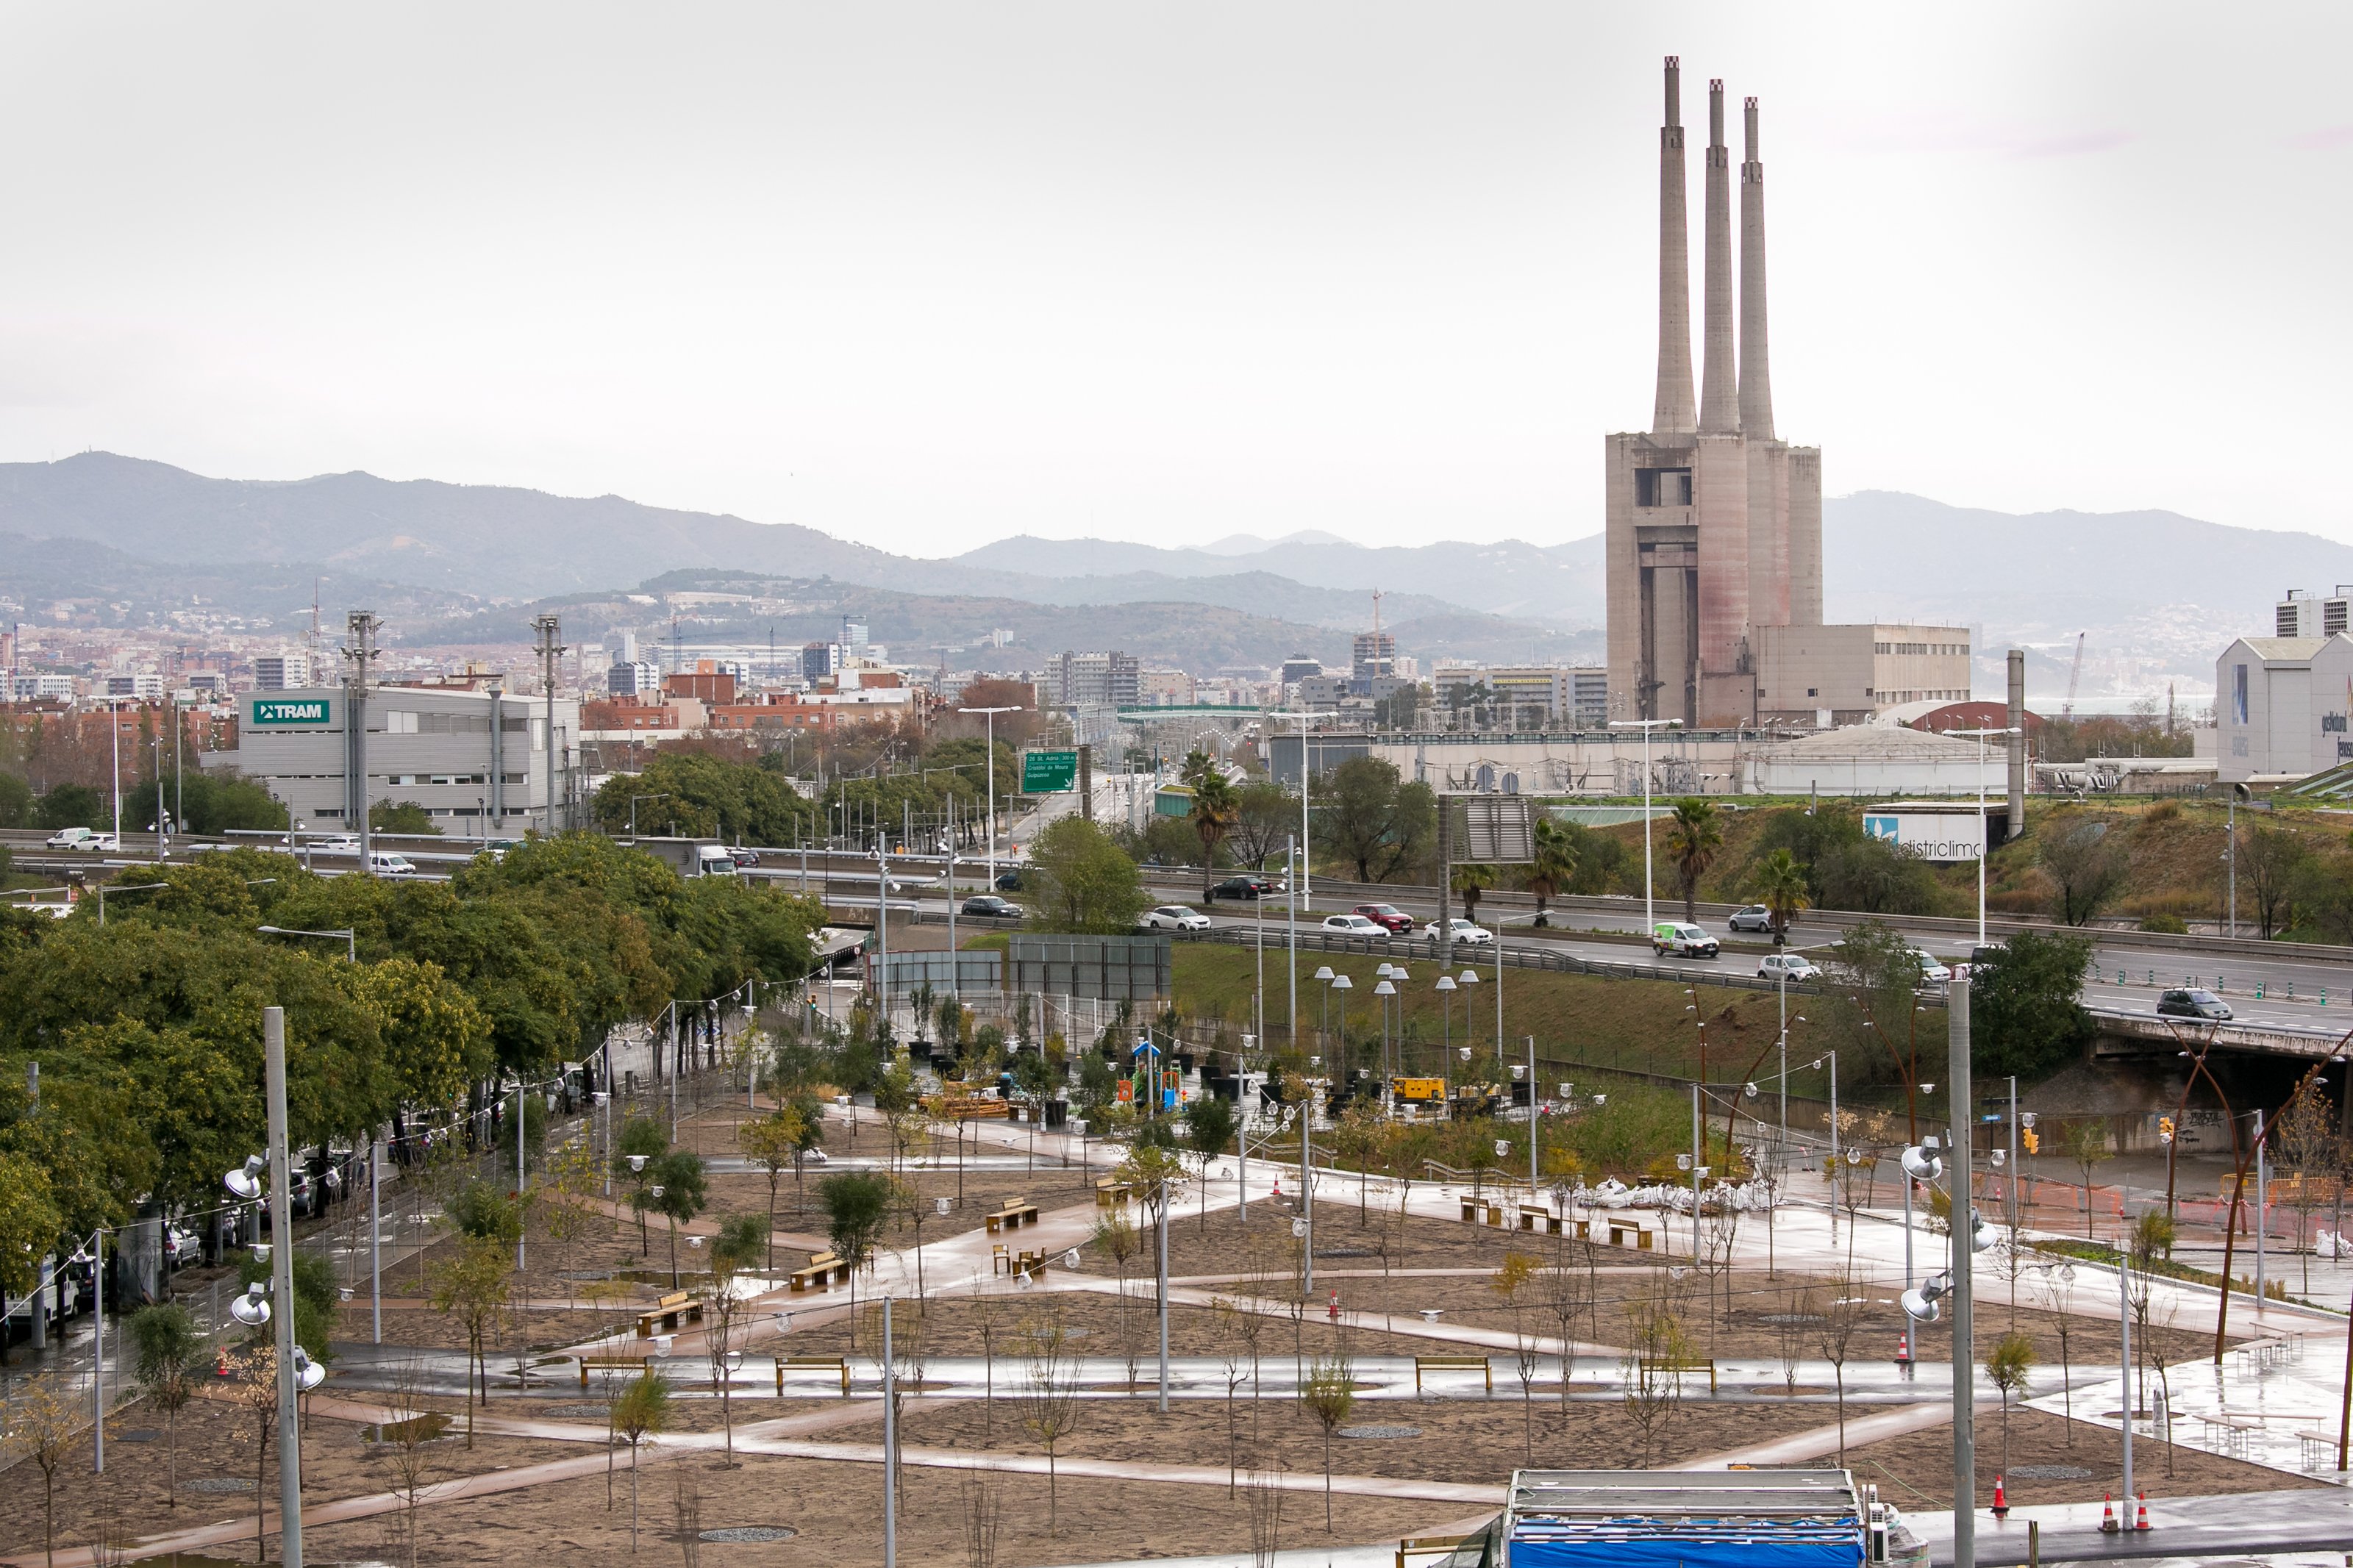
[1652,57,1696,433]
[2006,648,2027,840]
[1698,79,1738,434]
[1738,96,1773,440]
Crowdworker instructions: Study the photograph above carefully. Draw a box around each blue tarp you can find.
[1510,1522,1860,1568]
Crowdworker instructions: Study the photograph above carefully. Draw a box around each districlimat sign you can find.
[251,697,329,726]
[1864,811,1985,864]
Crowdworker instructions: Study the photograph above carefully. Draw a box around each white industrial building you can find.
[202,683,579,832]
[2214,633,2353,784]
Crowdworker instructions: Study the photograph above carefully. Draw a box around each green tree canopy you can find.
[1026,817,1149,933]
[1311,756,1435,884]
[1970,930,2094,1080]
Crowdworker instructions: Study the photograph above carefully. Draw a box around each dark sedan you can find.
[962,895,1024,919]
[1208,876,1281,901]
[2157,987,2232,1021]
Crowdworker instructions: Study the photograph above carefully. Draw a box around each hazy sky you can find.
[1,3,2346,556]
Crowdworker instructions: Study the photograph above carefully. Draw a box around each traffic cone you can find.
[2099,1494,2118,1533]
[215,1345,230,1378]
[2135,1492,2149,1531]
[1991,1476,2008,1520]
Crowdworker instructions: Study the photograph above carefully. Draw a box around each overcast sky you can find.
[0,3,2345,556]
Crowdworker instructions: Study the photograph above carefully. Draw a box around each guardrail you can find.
[1160,921,1808,997]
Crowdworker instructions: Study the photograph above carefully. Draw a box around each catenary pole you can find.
[1948,978,1975,1568]
[265,1006,305,1567]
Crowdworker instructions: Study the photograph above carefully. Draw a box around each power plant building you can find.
[1605,59,1962,729]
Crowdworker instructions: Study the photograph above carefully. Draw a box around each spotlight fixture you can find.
[224,1154,267,1201]
[229,1282,271,1327]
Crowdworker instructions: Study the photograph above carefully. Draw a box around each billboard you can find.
[251,697,330,726]
[1021,749,1078,793]
[1863,810,1987,864]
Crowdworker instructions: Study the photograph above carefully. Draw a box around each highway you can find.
[9,828,2352,1042]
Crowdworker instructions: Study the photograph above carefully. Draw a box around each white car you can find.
[315,834,363,854]
[1321,913,1385,935]
[1424,918,1495,945]
[1140,905,1212,932]
[1758,953,1820,982]
[368,851,418,878]
[45,827,100,850]
[1912,950,1953,984]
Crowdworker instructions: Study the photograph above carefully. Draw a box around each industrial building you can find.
[1604,58,1971,728]
[201,682,579,832]
[1432,665,1610,728]
[2214,632,2353,783]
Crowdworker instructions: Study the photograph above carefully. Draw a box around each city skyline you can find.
[2,6,2351,554]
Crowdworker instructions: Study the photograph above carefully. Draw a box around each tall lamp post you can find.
[1609,719,1679,934]
[1283,709,1337,907]
[257,926,358,963]
[958,706,1020,890]
[223,1006,327,1568]
[628,793,668,840]
[1949,727,2021,949]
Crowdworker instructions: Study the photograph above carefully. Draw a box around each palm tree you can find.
[1751,847,1811,946]
[1452,862,1496,928]
[1524,819,1578,927]
[1188,767,1240,897]
[1663,798,1723,923]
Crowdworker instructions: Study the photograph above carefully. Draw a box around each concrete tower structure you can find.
[1606,58,1822,728]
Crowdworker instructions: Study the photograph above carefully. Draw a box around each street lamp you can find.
[221,1006,305,1564]
[1457,968,1481,1058]
[1330,973,1352,1055]
[1609,717,1679,935]
[1949,726,2021,948]
[258,926,357,962]
[95,879,169,926]
[1282,709,1339,906]
[958,706,1021,890]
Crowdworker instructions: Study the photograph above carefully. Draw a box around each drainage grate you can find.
[1338,1425,1422,1439]
[699,1526,799,1542]
[2005,1465,2093,1481]
[188,1477,257,1493]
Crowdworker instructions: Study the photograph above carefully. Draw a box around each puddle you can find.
[361,1413,454,1445]
[701,1527,798,1543]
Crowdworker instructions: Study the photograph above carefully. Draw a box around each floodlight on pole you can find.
[1609,718,1680,934]
[229,1282,271,1326]
[1949,726,2022,948]
[291,1346,327,1392]
[225,1153,268,1201]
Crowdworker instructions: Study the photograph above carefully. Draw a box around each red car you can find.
[1352,902,1414,934]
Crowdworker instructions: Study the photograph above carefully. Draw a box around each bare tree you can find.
[1618,1291,1688,1468]
[961,1472,1003,1568]
[1211,1295,1251,1494]
[1244,1465,1286,1568]
[1490,1251,1543,1462]
[1300,1346,1356,1531]
[2031,1263,2080,1440]
[1017,1305,1082,1533]
[381,1358,441,1568]
[4,1371,79,1568]
[1774,1285,1810,1397]
[1538,1250,1589,1428]
[968,1274,1007,1445]
[1813,1276,1864,1463]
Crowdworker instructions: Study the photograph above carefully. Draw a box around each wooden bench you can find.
[1573,1217,1592,1240]
[1518,1206,1562,1235]
[985,1202,1040,1234]
[577,1353,654,1389]
[1413,1355,1493,1395]
[1637,1355,1718,1393]
[1607,1220,1654,1250]
[1456,1198,1504,1226]
[1095,1178,1133,1207]
[790,1251,851,1292]
[774,1354,851,1396]
[634,1291,705,1338]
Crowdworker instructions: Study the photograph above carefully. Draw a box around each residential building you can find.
[201,684,579,831]
[1049,651,1139,710]
[1352,631,1396,681]
[1138,667,1194,706]
[1432,665,1610,728]
[665,662,738,705]
[1278,654,1324,687]
[253,651,312,690]
[607,659,660,697]
[2276,587,2353,638]
[801,642,840,681]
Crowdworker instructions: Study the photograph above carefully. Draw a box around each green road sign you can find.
[251,697,330,726]
[1022,749,1078,793]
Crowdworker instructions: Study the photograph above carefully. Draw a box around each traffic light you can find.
[2022,1128,2040,1155]
[2158,1117,2176,1145]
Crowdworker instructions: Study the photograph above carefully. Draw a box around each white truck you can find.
[635,837,740,878]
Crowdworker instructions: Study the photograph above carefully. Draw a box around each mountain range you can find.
[0,451,2337,698]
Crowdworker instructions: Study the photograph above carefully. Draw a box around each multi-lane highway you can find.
[10,828,2351,1041]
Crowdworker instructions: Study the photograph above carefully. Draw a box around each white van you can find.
[368,851,418,878]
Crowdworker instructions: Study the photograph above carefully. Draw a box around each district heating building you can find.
[1604,59,1968,730]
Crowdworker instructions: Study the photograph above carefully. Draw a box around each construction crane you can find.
[2061,631,2086,718]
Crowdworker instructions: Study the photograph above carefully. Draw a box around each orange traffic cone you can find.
[2135,1492,2149,1531]
[215,1345,231,1378]
[1991,1475,2008,1519]
[2100,1494,2118,1533]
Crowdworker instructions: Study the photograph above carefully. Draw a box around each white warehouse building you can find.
[202,684,580,832]
[2215,634,2353,784]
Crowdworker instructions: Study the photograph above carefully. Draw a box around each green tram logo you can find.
[251,698,329,726]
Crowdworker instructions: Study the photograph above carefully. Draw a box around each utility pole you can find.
[535,615,566,836]
[1949,977,1976,1568]
[344,612,380,867]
